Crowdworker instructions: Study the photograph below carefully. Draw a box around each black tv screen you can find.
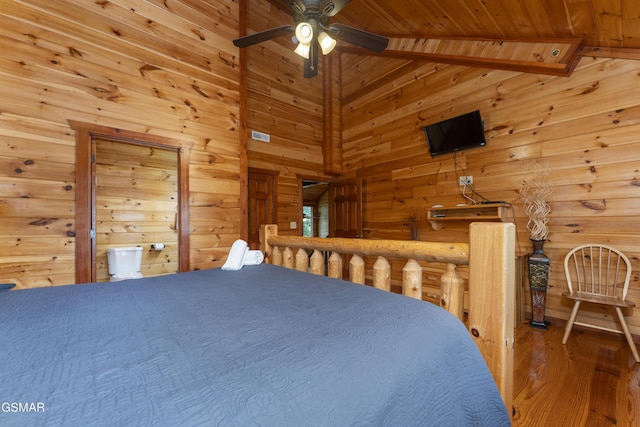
[423,110,486,156]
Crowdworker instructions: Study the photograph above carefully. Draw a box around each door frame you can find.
[71,121,192,283]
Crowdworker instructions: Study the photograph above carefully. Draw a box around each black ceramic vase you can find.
[528,239,550,330]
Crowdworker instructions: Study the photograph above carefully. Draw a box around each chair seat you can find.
[562,291,636,308]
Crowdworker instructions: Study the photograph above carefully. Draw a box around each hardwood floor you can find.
[513,323,640,426]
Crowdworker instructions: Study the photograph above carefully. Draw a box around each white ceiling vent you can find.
[251,130,270,143]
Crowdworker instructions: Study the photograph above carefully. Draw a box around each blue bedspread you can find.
[0,264,509,426]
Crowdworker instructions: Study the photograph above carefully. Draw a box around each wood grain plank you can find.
[565,0,600,46]
[592,0,624,47]
[621,0,640,48]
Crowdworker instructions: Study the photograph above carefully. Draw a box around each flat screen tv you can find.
[423,110,486,156]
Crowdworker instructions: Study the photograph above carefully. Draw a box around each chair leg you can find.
[562,301,581,345]
[615,307,640,363]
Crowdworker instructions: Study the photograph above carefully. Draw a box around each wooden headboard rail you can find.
[259,222,515,415]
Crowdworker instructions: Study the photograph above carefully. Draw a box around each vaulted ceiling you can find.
[260,0,640,77]
[328,0,640,49]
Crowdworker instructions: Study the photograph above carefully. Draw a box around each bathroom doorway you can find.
[94,139,178,282]
[72,122,191,284]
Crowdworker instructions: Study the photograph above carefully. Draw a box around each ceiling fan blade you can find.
[303,41,319,78]
[328,23,389,52]
[319,0,352,17]
[233,25,295,48]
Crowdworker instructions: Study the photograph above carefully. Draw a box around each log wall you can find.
[340,53,640,335]
[244,0,328,236]
[0,0,241,288]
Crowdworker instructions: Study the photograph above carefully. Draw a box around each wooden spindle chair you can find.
[561,244,639,363]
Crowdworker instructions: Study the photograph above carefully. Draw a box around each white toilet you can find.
[107,247,143,282]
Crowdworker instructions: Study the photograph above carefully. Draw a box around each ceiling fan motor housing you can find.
[234,0,388,77]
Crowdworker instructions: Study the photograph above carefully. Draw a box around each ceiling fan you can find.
[233,0,389,78]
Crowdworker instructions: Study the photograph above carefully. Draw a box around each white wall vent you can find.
[251,130,270,143]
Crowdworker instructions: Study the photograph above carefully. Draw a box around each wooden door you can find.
[330,177,362,238]
[248,169,276,249]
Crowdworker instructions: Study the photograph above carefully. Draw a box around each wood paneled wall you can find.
[245,0,328,235]
[340,53,640,335]
[0,0,241,288]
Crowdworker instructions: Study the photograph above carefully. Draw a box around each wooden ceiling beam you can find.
[339,37,584,77]
[578,46,640,61]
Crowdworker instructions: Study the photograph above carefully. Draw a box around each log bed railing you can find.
[260,222,515,414]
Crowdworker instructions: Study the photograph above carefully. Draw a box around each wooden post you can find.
[441,263,464,321]
[310,250,324,275]
[373,256,391,291]
[402,259,422,299]
[328,252,342,279]
[259,224,278,264]
[272,246,282,266]
[350,254,365,284]
[468,222,515,419]
[295,248,309,272]
[283,247,294,269]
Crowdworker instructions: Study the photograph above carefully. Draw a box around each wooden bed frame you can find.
[260,221,515,414]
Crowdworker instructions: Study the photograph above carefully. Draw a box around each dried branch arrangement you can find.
[518,162,552,241]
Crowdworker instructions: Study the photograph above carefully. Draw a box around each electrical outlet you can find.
[458,175,473,185]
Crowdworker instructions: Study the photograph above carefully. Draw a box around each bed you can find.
[0,222,513,426]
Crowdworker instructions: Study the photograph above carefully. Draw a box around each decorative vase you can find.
[528,239,550,330]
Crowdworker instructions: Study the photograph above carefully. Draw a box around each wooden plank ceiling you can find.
[261,0,640,75]
[331,0,640,49]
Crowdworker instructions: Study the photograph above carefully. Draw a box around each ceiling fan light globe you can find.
[318,32,337,55]
[295,22,314,44]
[294,42,311,59]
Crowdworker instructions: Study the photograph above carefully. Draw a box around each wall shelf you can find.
[427,203,511,230]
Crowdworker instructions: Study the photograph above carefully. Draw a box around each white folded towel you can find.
[243,250,264,265]
[221,240,248,271]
